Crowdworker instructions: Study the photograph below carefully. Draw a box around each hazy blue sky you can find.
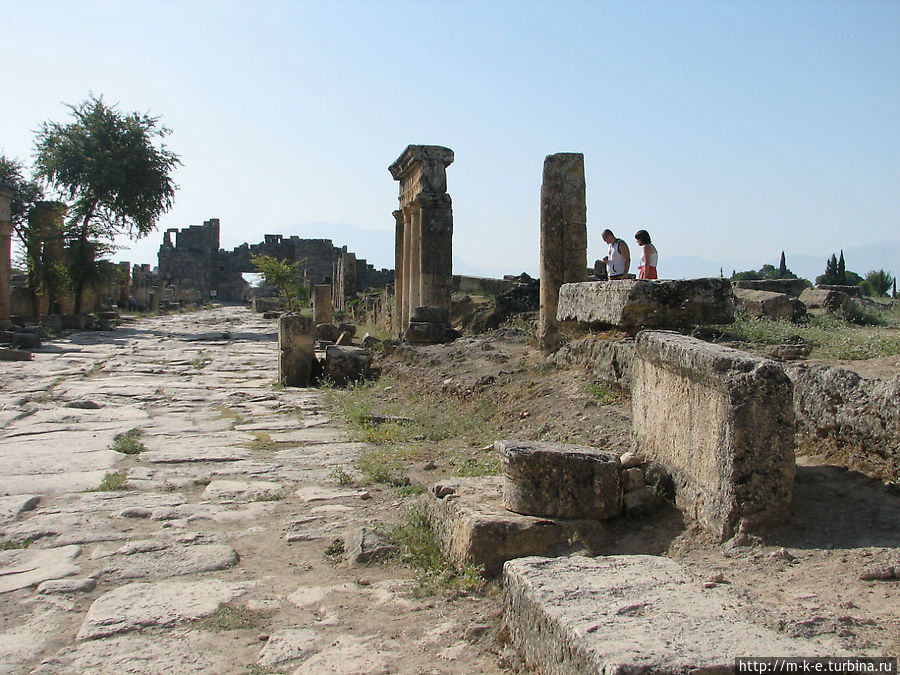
[3,0,898,277]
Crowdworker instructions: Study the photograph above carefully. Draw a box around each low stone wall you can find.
[452,275,514,295]
[733,287,805,322]
[785,362,900,482]
[733,279,808,297]
[632,331,795,540]
[549,336,635,390]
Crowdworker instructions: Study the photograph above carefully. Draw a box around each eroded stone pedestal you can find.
[497,440,621,520]
[278,313,315,386]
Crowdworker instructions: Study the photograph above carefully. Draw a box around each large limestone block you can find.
[424,477,607,576]
[278,313,315,386]
[733,278,809,297]
[497,440,621,520]
[733,287,805,321]
[557,278,735,330]
[632,331,794,540]
[324,345,372,384]
[800,288,855,317]
[503,556,847,675]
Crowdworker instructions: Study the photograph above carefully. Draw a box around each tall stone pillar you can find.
[393,209,405,334]
[27,201,68,318]
[118,262,131,308]
[313,284,333,324]
[0,185,13,323]
[388,145,454,343]
[538,153,587,355]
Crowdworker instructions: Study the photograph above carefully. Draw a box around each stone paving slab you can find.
[503,555,847,675]
[76,579,251,640]
[0,495,39,524]
[0,545,81,594]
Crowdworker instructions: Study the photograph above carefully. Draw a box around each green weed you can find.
[95,471,128,492]
[244,432,277,452]
[193,603,273,632]
[0,538,34,551]
[329,466,355,486]
[110,428,146,455]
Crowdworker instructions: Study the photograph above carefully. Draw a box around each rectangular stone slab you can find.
[556,278,735,329]
[503,555,847,675]
[632,330,794,540]
[424,477,607,577]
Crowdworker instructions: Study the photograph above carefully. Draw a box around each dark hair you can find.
[601,229,614,239]
[635,229,651,245]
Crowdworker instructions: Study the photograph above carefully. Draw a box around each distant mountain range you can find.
[285,222,897,284]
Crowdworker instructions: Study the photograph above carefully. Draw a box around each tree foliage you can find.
[861,269,895,297]
[0,154,44,253]
[33,94,180,311]
[816,250,863,287]
[251,254,309,311]
[730,254,800,282]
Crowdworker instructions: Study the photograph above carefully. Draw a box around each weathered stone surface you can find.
[557,278,735,329]
[786,362,900,481]
[298,634,400,674]
[257,628,321,668]
[316,323,340,342]
[203,480,283,500]
[424,477,607,576]
[733,287,805,321]
[800,287,855,317]
[100,543,239,580]
[539,152,587,354]
[733,278,809,297]
[252,296,284,313]
[550,335,635,390]
[632,331,794,539]
[503,555,846,675]
[76,579,249,640]
[0,545,81,594]
[403,320,448,344]
[817,283,863,298]
[324,345,372,384]
[345,526,398,564]
[312,284,333,325]
[0,347,32,361]
[278,313,315,387]
[497,440,621,520]
[0,494,39,524]
[145,446,251,463]
[37,576,97,594]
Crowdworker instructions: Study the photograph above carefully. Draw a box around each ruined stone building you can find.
[157,218,393,305]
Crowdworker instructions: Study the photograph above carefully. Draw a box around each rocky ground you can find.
[1,305,898,674]
[0,306,509,675]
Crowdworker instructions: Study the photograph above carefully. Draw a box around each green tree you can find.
[837,250,847,285]
[33,95,180,312]
[0,154,44,255]
[778,251,787,277]
[862,269,895,297]
[251,254,309,311]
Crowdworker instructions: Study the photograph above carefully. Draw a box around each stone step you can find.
[503,555,846,675]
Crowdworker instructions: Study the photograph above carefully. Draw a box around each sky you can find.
[2,0,899,279]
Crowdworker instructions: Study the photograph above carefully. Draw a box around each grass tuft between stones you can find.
[95,471,128,492]
[192,603,274,632]
[110,428,147,455]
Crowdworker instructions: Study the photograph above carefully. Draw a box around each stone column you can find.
[388,145,454,341]
[538,152,587,355]
[278,313,316,387]
[118,262,131,308]
[417,193,453,321]
[0,185,13,322]
[393,209,405,334]
[313,284,333,324]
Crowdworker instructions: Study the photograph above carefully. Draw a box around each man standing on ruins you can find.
[601,229,630,280]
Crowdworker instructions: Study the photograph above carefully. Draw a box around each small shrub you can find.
[110,428,146,455]
[251,491,283,502]
[325,538,345,562]
[95,471,128,491]
[0,538,34,551]
[587,381,618,405]
[329,466,354,486]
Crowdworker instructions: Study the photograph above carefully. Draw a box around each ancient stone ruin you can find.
[0,184,13,323]
[538,153,587,354]
[158,218,393,306]
[389,145,454,343]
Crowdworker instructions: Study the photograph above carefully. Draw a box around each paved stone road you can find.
[0,306,503,674]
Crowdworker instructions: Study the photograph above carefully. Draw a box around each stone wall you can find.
[786,363,900,482]
[631,331,795,540]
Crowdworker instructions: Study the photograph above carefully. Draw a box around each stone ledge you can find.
[503,555,847,675]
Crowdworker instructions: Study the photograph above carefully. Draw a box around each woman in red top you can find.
[635,230,658,280]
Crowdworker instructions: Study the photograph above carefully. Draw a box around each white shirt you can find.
[607,239,628,277]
